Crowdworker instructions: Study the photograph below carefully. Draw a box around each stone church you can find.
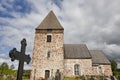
[31,11,112,80]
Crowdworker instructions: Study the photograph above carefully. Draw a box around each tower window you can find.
[47,51,50,58]
[47,35,51,42]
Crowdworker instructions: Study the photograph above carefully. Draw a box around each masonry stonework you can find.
[31,30,64,80]
[30,11,113,80]
[64,59,92,77]
[102,65,113,76]
[92,65,112,76]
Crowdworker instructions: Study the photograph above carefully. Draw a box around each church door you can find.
[45,70,50,78]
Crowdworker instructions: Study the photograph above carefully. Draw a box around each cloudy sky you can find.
[0,0,120,69]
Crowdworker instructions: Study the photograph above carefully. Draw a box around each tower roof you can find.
[36,11,63,30]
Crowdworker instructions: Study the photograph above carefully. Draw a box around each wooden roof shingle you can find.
[90,50,110,65]
[64,44,91,59]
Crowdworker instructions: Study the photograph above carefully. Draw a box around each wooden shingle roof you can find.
[64,44,91,59]
[90,50,110,65]
[36,11,63,30]
[64,45,110,65]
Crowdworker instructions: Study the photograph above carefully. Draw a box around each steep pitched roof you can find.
[90,50,110,65]
[64,44,91,59]
[36,11,63,30]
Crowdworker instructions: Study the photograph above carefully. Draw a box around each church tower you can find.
[31,11,64,80]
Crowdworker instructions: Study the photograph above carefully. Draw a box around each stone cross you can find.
[9,38,31,80]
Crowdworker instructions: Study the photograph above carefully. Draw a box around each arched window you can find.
[98,66,103,75]
[74,64,80,75]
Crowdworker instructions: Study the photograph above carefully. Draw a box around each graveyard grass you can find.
[0,77,29,80]
[0,70,30,80]
[64,78,82,80]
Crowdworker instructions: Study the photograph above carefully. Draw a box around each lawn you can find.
[0,76,29,80]
[64,78,82,80]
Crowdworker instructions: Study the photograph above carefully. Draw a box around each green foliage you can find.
[0,62,30,79]
[113,71,120,76]
[0,76,29,80]
[0,62,9,74]
[23,70,31,75]
[10,64,15,70]
[23,70,31,79]
[0,62,9,70]
[0,70,16,75]
[64,78,82,80]
[110,60,117,71]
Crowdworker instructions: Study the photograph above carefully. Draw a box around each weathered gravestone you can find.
[9,38,31,80]
[90,76,94,80]
[82,75,86,80]
[55,69,61,80]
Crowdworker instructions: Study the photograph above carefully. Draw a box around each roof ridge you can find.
[36,10,63,30]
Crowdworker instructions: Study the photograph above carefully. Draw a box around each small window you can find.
[47,35,51,42]
[47,51,50,58]
[98,66,103,75]
[45,70,50,78]
[74,64,80,75]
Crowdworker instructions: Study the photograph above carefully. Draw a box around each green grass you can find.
[64,78,82,80]
[0,76,29,80]
[113,71,120,76]
[0,70,30,80]
[0,70,16,75]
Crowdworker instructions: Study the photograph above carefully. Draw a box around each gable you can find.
[36,11,63,30]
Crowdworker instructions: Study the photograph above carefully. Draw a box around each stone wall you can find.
[64,59,92,77]
[92,64,113,77]
[92,66,98,75]
[102,65,113,76]
[30,30,64,80]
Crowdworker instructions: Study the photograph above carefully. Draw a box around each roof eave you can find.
[35,28,64,30]
[64,57,92,59]
[92,63,111,65]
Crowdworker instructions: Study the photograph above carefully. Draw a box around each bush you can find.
[113,71,120,76]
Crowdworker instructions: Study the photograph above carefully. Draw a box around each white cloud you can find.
[117,63,120,68]
[1,0,120,69]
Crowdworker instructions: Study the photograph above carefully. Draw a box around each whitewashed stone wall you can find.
[64,59,92,77]
[31,30,64,80]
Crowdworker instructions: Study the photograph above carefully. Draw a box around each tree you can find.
[110,60,117,71]
[10,64,15,70]
[0,62,9,74]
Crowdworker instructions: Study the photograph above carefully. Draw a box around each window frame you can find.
[47,51,50,58]
[47,35,52,42]
[98,66,103,75]
[74,64,80,75]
